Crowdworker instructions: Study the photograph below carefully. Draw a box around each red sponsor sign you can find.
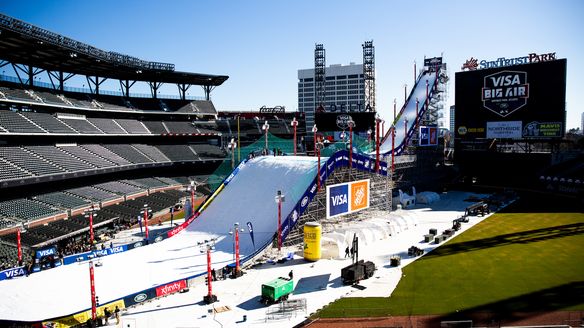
[167,212,199,237]
[156,279,187,297]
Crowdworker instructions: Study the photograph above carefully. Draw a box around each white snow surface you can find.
[0,155,319,321]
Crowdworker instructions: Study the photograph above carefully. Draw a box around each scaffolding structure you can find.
[283,165,393,247]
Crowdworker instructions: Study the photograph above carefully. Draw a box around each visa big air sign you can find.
[326,179,370,218]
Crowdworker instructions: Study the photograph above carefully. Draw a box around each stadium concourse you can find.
[0,154,495,327]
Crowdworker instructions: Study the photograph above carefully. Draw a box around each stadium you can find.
[0,12,582,328]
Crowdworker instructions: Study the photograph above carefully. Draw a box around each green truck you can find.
[260,277,294,304]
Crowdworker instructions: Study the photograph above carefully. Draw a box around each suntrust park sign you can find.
[462,52,557,71]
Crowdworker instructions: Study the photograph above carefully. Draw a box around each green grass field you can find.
[316,196,584,318]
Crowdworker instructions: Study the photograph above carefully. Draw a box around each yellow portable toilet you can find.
[303,222,322,261]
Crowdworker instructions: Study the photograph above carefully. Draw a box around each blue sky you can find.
[1,0,583,129]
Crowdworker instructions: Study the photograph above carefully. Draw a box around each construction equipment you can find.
[260,277,294,304]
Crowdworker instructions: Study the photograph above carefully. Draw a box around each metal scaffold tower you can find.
[283,165,393,247]
[362,40,376,112]
[314,44,326,111]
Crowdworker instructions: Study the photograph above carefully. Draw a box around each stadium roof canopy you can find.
[0,13,228,98]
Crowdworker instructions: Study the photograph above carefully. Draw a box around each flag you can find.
[247,221,255,249]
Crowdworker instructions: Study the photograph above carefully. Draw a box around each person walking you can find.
[114,305,120,324]
[288,270,293,280]
[344,246,350,258]
[103,307,111,325]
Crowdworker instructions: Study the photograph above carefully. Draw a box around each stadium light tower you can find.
[228,138,237,168]
[274,191,285,252]
[262,120,270,151]
[141,204,152,241]
[84,206,98,248]
[187,181,196,215]
[291,117,299,155]
[348,119,355,168]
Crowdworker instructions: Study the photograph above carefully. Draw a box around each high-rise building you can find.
[298,63,368,138]
[449,105,455,133]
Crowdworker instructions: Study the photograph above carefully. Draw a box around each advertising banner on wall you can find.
[326,179,370,219]
[419,126,438,146]
[455,58,566,141]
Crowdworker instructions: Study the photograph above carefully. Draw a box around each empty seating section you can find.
[0,199,63,222]
[0,86,37,102]
[20,112,76,133]
[59,117,103,134]
[94,181,144,195]
[60,145,116,168]
[0,146,64,176]
[0,110,46,133]
[142,121,168,134]
[215,120,232,135]
[33,192,91,209]
[32,90,70,106]
[0,217,19,230]
[66,187,119,202]
[164,121,198,134]
[154,177,183,187]
[26,146,96,172]
[124,178,169,189]
[131,144,170,162]
[190,144,226,159]
[268,119,290,134]
[80,145,132,166]
[192,121,220,133]
[103,144,154,163]
[87,118,128,134]
[0,158,31,180]
[115,119,150,134]
[176,100,217,114]
[156,145,199,162]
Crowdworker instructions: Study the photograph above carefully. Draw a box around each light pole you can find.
[426,79,429,110]
[376,117,381,173]
[367,128,372,149]
[274,191,285,252]
[236,115,241,162]
[229,223,244,277]
[16,222,26,265]
[316,139,324,191]
[393,98,397,122]
[187,181,196,216]
[416,98,419,121]
[89,260,97,322]
[203,243,217,304]
[84,206,98,248]
[262,120,270,152]
[291,117,298,155]
[312,124,318,157]
[404,84,408,104]
[228,138,237,168]
[141,204,152,240]
[391,125,396,174]
[348,119,355,168]
[414,59,417,84]
[404,119,409,149]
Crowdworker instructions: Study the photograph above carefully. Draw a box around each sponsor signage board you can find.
[315,112,376,132]
[455,59,566,141]
[156,280,187,297]
[326,179,370,219]
[486,121,522,139]
[419,126,438,146]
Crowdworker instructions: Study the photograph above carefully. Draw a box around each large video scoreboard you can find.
[455,57,566,141]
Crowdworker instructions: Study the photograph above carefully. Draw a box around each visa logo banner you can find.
[326,179,370,218]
